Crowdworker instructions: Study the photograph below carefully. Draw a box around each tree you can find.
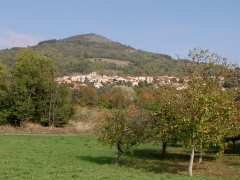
[97,110,133,162]
[224,69,240,153]
[181,49,235,176]
[0,64,12,124]
[96,86,144,163]
[73,86,97,106]
[100,86,136,109]
[50,84,73,127]
[137,86,181,156]
[10,49,72,126]
[151,87,181,156]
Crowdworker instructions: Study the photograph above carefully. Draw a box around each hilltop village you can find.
[56,72,189,90]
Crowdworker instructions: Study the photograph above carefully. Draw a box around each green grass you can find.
[0,135,239,180]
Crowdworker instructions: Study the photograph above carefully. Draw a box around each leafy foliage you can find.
[0,50,73,126]
[138,86,182,155]
[99,86,136,109]
[0,64,12,124]
[178,49,237,176]
[73,86,98,106]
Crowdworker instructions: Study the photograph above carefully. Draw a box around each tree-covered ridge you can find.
[0,33,189,76]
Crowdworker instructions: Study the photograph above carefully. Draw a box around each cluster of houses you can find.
[56,72,188,90]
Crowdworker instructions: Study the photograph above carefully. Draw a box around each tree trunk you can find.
[116,142,124,164]
[161,142,167,157]
[188,146,195,176]
[52,87,58,127]
[232,140,236,153]
[198,144,203,164]
[198,149,203,164]
[48,91,53,126]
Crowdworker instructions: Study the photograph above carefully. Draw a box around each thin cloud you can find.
[0,29,42,49]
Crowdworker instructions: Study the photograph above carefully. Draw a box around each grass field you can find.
[0,135,239,180]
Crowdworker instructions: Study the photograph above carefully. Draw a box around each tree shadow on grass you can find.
[78,148,217,175]
[78,156,116,165]
[128,149,215,161]
[224,143,240,155]
[128,149,189,161]
[77,148,191,175]
[227,162,240,168]
[78,154,186,174]
[223,156,240,169]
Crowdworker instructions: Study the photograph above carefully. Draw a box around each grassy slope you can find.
[0,135,239,180]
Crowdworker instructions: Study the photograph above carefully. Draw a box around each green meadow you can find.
[0,135,239,180]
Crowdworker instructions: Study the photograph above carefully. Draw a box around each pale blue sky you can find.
[0,0,240,63]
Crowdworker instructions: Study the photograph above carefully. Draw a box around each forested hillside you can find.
[0,33,189,76]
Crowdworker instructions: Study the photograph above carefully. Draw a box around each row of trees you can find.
[0,50,73,127]
[96,49,240,176]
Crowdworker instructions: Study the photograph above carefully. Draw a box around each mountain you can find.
[0,33,189,76]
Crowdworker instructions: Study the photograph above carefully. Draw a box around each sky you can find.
[0,0,240,63]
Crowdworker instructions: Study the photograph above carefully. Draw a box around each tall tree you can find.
[11,49,72,126]
[181,49,235,176]
[0,64,12,124]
